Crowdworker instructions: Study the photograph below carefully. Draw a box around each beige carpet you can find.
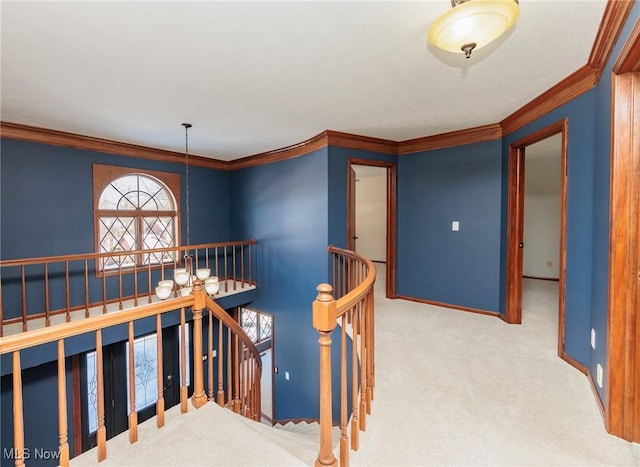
[349,268,637,466]
[72,266,638,466]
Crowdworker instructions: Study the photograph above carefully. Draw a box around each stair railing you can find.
[0,239,256,336]
[0,276,261,466]
[313,246,376,467]
[205,295,262,420]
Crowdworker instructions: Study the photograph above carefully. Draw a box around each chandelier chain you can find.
[183,123,191,248]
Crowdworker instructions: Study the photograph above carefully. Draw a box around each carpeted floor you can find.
[72,265,639,466]
[349,266,637,466]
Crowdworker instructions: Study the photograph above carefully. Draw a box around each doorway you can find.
[523,134,562,282]
[78,324,191,452]
[347,158,397,298]
[521,134,563,345]
[505,119,568,357]
[352,165,387,262]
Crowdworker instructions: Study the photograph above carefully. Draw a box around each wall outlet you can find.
[591,329,596,350]
[274,367,278,374]
[597,364,603,388]
[285,371,290,381]
[546,260,553,268]
[452,221,459,231]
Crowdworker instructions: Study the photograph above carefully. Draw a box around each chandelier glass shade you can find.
[428,0,519,58]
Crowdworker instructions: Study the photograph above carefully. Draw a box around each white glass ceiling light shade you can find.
[428,0,519,58]
[155,284,173,300]
[204,276,220,296]
[174,268,190,286]
[196,268,211,281]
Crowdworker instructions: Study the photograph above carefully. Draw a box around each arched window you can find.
[94,164,180,271]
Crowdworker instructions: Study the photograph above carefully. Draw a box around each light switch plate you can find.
[452,221,459,231]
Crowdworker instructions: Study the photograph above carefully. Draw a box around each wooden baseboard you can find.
[498,313,511,324]
[523,275,559,282]
[560,351,588,375]
[560,351,606,424]
[586,367,607,424]
[396,295,500,318]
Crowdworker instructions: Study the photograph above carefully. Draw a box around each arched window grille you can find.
[94,165,180,271]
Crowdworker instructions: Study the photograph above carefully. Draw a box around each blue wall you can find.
[397,140,503,312]
[500,0,639,401]
[229,150,330,420]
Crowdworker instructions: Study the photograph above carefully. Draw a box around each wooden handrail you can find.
[313,246,376,467]
[0,240,256,267]
[329,246,376,315]
[0,296,193,353]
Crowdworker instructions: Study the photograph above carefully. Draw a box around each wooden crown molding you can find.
[0,122,231,171]
[398,123,502,155]
[227,130,400,170]
[325,130,398,155]
[501,0,634,136]
[500,65,598,136]
[612,16,640,74]
[589,0,636,79]
[228,131,329,170]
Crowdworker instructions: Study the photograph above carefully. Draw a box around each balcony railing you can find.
[0,267,261,466]
[313,246,376,466]
[0,240,256,336]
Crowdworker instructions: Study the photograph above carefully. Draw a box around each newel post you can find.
[191,280,207,409]
[313,283,338,467]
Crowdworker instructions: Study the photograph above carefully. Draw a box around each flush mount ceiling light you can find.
[428,0,520,59]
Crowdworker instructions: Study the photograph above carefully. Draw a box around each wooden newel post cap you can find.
[316,283,334,302]
[313,283,337,332]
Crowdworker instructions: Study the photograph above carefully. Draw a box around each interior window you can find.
[93,164,180,271]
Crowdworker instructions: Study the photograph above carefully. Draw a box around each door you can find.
[79,324,190,451]
[348,167,357,251]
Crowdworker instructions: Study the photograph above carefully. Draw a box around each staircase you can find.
[70,403,339,466]
[1,243,376,467]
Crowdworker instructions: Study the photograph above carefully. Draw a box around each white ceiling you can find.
[1,1,607,161]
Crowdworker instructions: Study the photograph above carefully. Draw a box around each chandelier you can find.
[428,0,520,59]
[155,124,219,300]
